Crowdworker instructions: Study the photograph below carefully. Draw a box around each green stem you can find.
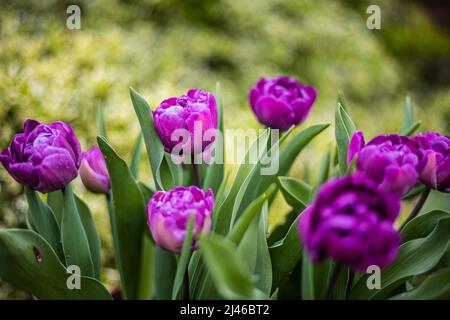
[181,264,190,300]
[191,154,202,187]
[324,263,342,300]
[400,187,430,230]
[345,270,355,300]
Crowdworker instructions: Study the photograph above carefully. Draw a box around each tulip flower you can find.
[249,76,317,131]
[153,89,218,154]
[413,131,449,193]
[347,132,424,196]
[299,174,401,272]
[146,186,214,252]
[0,119,81,193]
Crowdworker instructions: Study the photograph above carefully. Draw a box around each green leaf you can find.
[61,183,94,277]
[200,234,265,299]
[75,195,101,279]
[97,104,107,139]
[130,133,142,178]
[401,96,420,136]
[137,232,155,300]
[390,267,450,300]
[0,229,111,300]
[130,87,174,190]
[24,188,62,262]
[401,209,450,243]
[172,215,195,300]
[351,218,450,299]
[277,177,311,211]
[239,124,329,215]
[154,247,177,300]
[213,128,270,235]
[268,210,297,246]
[237,201,272,295]
[310,146,331,201]
[47,190,64,227]
[335,103,356,175]
[203,82,225,194]
[97,136,147,299]
[301,254,331,300]
[138,181,155,202]
[228,185,276,244]
[270,214,303,289]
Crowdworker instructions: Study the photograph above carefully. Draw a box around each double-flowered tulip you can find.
[347,132,423,196]
[79,146,110,194]
[249,76,317,131]
[0,119,81,193]
[298,174,401,271]
[413,131,449,193]
[146,186,214,252]
[153,89,218,154]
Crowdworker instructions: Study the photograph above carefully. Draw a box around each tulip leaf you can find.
[200,234,266,299]
[390,267,450,300]
[301,254,332,300]
[401,96,421,136]
[172,215,195,300]
[310,146,332,201]
[203,82,225,194]
[24,188,63,262]
[75,195,101,279]
[0,229,111,300]
[335,103,356,175]
[130,87,175,190]
[97,104,107,139]
[268,209,298,246]
[213,128,270,235]
[270,213,303,289]
[130,133,143,178]
[138,181,155,203]
[154,246,177,300]
[237,201,272,295]
[61,183,94,278]
[401,209,450,243]
[97,136,147,299]
[351,218,450,299]
[238,124,329,217]
[228,185,276,244]
[277,177,311,211]
[137,232,155,300]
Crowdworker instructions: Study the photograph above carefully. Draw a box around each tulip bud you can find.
[146,186,214,252]
[249,76,317,130]
[153,89,218,154]
[79,146,110,194]
[0,119,81,193]
[413,131,449,193]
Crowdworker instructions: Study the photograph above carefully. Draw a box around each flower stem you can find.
[181,264,190,300]
[191,154,202,187]
[345,270,355,300]
[324,263,342,300]
[400,187,430,230]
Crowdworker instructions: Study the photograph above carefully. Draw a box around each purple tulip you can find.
[146,186,214,252]
[298,174,401,272]
[0,119,81,193]
[249,76,317,131]
[413,131,449,192]
[347,132,424,196]
[79,146,110,194]
[153,89,218,154]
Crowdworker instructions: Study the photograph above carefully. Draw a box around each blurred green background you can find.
[1,0,449,298]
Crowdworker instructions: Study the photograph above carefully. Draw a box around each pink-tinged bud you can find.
[146,186,214,252]
[79,146,110,194]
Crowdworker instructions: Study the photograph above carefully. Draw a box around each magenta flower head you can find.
[347,132,424,196]
[153,89,218,153]
[298,174,401,272]
[79,146,110,194]
[146,186,214,252]
[413,131,449,192]
[0,119,81,193]
[249,76,317,131]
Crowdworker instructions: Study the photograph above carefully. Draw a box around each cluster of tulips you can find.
[0,76,448,300]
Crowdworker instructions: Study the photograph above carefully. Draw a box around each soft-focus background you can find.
[1,0,449,298]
